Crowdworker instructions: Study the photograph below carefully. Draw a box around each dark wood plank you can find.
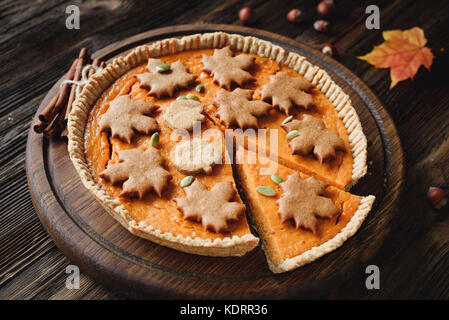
[1,0,448,299]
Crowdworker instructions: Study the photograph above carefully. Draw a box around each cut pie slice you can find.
[234,147,374,273]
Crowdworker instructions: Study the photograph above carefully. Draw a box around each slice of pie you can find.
[235,147,375,273]
[68,32,374,272]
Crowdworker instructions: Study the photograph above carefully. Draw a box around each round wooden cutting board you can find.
[26,24,404,299]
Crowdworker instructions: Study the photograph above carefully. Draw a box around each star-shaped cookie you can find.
[261,71,314,114]
[277,173,339,234]
[281,114,346,163]
[202,46,255,90]
[175,180,245,233]
[100,147,172,199]
[99,95,159,144]
[136,58,196,97]
[213,88,271,129]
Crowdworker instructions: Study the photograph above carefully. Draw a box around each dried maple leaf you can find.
[281,115,346,163]
[261,71,314,114]
[99,95,159,144]
[136,58,196,97]
[100,147,171,199]
[277,173,339,234]
[175,180,245,233]
[202,46,255,90]
[358,27,434,88]
[213,88,271,129]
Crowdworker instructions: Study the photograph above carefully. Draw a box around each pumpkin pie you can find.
[68,32,374,272]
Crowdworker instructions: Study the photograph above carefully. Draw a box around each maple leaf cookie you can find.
[278,173,339,234]
[281,114,346,163]
[170,138,222,175]
[163,99,205,131]
[175,180,245,233]
[213,88,271,129]
[261,71,314,114]
[202,46,255,90]
[99,95,159,144]
[99,147,171,199]
[136,58,196,97]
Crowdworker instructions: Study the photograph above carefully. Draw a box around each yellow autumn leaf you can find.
[358,27,434,88]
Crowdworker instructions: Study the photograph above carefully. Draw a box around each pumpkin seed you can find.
[286,130,299,141]
[176,95,187,100]
[180,176,194,188]
[156,64,171,73]
[270,175,283,184]
[281,115,293,125]
[186,94,199,101]
[195,84,205,92]
[150,132,160,147]
[256,186,276,197]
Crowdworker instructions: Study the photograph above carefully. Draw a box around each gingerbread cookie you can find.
[277,173,339,234]
[99,95,159,144]
[163,99,205,131]
[202,46,255,90]
[175,180,245,233]
[170,138,222,174]
[281,115,346,163]
[100,147,171,199]
[261,71,314,114]
[136,58,195,97]
[213,88,271,129]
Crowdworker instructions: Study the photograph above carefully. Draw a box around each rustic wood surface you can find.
[1,0,448,299]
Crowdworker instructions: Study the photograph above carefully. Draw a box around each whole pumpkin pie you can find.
[68,32,374,272]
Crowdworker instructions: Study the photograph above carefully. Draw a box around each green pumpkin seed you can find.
[176,95,187,100]
[256,186,276,197]
[270,175,283,184]
[150,132,160,147]
[180,176,194,188]
[281,115,293,125]
[286,130,299,141]
[156,64,171,73]
[195,84,205,92]
[186,94,199,101]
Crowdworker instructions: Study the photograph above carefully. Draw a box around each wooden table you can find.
[1,0,448,300]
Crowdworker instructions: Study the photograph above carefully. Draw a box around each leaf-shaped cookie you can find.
[277,173,339,234]
[261,71,314,114]
[175,180,245,233]
[99,95,159,144]
[281,115,346,163]
[163,99,205,131]
[202,46,255,90]
[100,147,172,199]
[136,58,196,97]
[213,88,271,129]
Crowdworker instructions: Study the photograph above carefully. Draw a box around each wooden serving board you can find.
[26,24,404,299]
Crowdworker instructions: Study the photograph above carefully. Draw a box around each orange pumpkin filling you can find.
[83,49,356,245]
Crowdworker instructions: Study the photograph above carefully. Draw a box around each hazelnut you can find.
[314,19,329,32]
[427,187,448,209]
[317,0,334,17]
[239,7,256,24]
[322,44,336,57]
[287,8,303,24]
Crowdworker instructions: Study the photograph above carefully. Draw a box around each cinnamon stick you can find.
[38,58,78,124]
[64,48,88,123]
[87,58,100,78]
[37,91,60,123]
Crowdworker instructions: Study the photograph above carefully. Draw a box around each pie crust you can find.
[68,32,373,269]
